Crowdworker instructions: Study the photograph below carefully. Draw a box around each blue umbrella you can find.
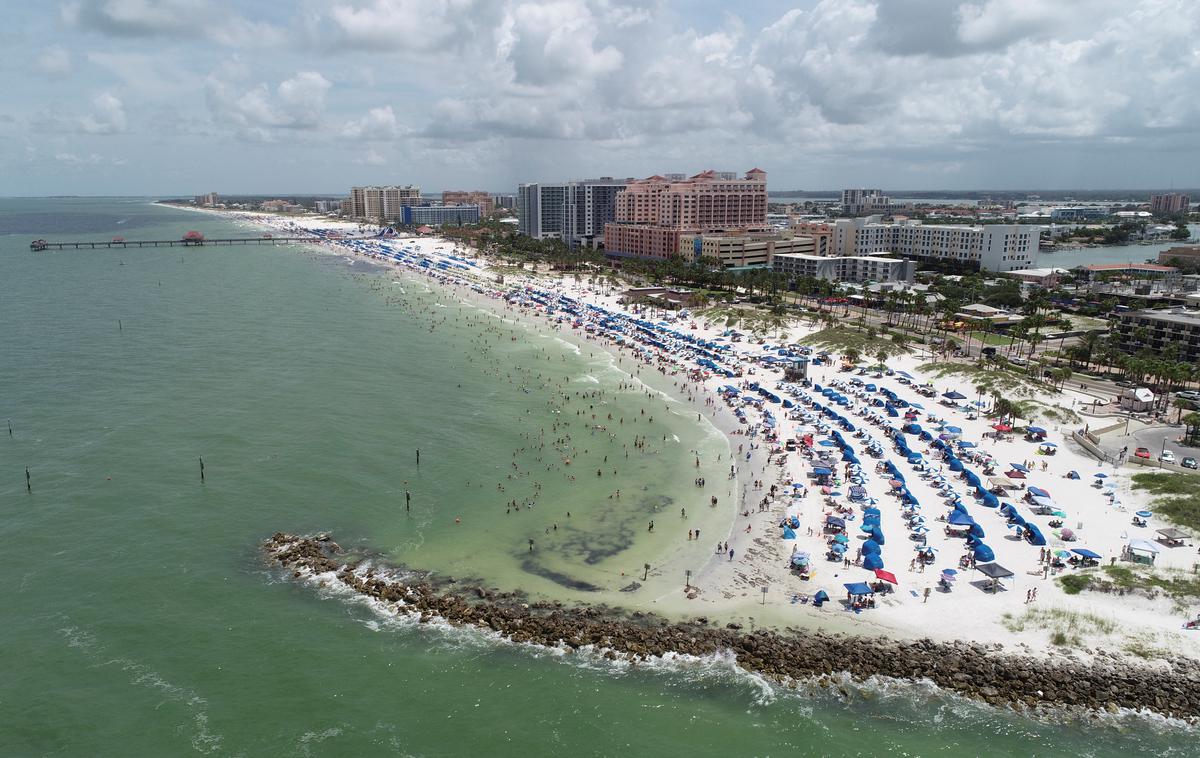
[830,542,847,554]
[1093,473,1108,479]
[941,568,958,576]
[1135,510,1153,518]
[1010,463,1030,473]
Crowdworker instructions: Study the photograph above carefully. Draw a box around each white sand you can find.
[186,206,1200,659]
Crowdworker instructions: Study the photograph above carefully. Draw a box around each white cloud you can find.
[80,93,128,134]
[205,70,332,133]
[355,148,387,165]
[33,46,72,77]
[62,0,285,47]
[341,106,402,139]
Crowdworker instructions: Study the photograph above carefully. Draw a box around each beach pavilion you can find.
[974,562,1014,593]
[1156,528,1189,548]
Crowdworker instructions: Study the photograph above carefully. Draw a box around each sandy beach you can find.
[177,205,1200,662]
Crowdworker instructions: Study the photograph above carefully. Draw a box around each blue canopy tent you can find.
[968,523,986,539]
[861,539,882,554]
[1024,523,1047,546]
[1072,548,1102,559]
[1009,463,1030,473]
[973,543,996,562]
[812,589,830,606]
[948,511,975,526]
[844,582,874,596]
[868,526,885,545]
[942,391,966,400]
[825,515,845,528]
[981,492,1000,508]
[948,458,964,472]
[862,553,885,570]
[782,527,797,540]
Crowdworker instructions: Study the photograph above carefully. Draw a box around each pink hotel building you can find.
[603,169,768,260]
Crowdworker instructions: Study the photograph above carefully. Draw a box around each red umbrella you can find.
[873,569,898,584]
[992,423,1013,432]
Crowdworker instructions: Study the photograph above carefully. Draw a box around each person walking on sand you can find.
[728,548,734,561]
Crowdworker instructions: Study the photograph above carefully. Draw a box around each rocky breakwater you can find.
[265,533,1200,721]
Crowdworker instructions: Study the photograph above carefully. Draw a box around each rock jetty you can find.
[265,533,1200,721]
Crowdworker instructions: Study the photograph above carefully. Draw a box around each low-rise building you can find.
[772,253,915,284]
[400,204,481,226]
[1114,308,1200,362]
[832,216,1039,272]
[1009,267,1066,288]
[1158,245,1200,266]
[679,232,813,268]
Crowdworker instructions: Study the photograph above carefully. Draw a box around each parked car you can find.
[1182,457,1198,469]
[1176,390,1200,401]
[1161,450,1177,464]
[1134,447,1152,459]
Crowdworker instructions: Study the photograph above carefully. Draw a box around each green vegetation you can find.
[1131,473,1200,532]
[1002,607,1117,647]
[919,361,1043,399]
[696,305,798,337]
[1058,574,1092,595]
[1052,562,1200,601]
[801,326,912,361]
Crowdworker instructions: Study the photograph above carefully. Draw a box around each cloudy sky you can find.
[2,0,1200,195]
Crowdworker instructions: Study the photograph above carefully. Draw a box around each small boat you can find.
[30,239,48,251]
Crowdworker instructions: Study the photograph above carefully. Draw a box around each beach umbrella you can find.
[1054,549,1071,559]
[790,552,810,566]
[1135,510,1153,518]
[830,542,847,554]
[911,526,929,535]
[833,534,850,544]
[1072,548,1102,559]
[1094,473,1108,479]
[783,527,797,540]
[941,568,958,576]
[1009,463,1030,473]
[874,569,898,584]
[916,545,938,552]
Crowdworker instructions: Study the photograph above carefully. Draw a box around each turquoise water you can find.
[1,199,1192,755]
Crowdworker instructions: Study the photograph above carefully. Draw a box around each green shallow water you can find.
[1,199,1193,756]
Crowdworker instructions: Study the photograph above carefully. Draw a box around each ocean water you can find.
[1,198,1192,756]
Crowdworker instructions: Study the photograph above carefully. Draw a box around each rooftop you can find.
[1124,308,1200,327]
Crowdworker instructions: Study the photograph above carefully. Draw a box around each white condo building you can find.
[832,216,1038,272]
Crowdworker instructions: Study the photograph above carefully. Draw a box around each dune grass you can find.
[1131,473,1200,532]
[1001,606,1117,647]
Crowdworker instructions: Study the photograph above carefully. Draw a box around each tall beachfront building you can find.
[517,178,627,248]
[349,185,422,220]
[603,169,769,260]
[832,216,1038,272]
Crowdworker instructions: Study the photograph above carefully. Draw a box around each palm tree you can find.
[1173,397,1193,424]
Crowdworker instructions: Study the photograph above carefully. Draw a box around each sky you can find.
[2,0,1200,196]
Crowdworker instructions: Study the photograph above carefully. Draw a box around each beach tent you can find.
[790,552,810,566]
[862,553,885,570]
[1127,538,1160,564]
[782,527,797,540]
[1023,523,1047,546]
[948,511,975,526]
[1072,548,1102,559]
[942,391,966,400]
[812,589,830,607]
[861,539,882,555]
[972,543,996,562]
[844,582,874,596]
[968,523,986,539]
